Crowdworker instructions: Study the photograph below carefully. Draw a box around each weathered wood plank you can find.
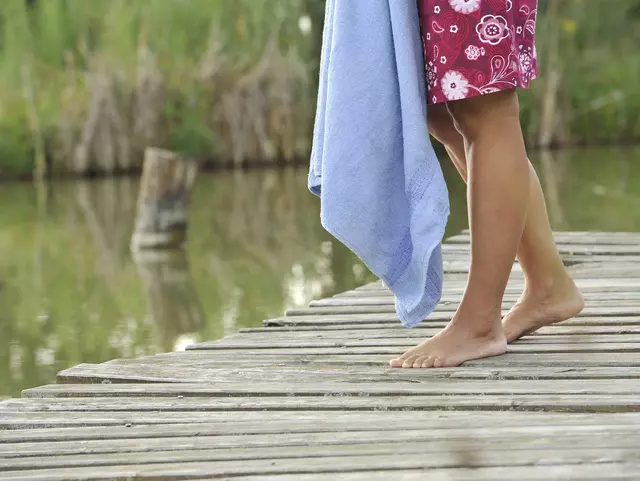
[25,379,640,399]
[338,281,640,295]
[448,232,640,245]
[54,362,640,386]
[74,342,640,357]
[442,242,640,255]
[242,324,640,336]
[48,349,640,380]
[267,313,640,327]
[3,450,640,481]
[285,304,640,317]
[2,444,639,472]
[207,331,640,347]
[5,393,640,412]
[56,352,640,369]
[312,292,640,307]
[353,277,640,291]
[4,411,636,436]
[4,424,640,457]
[568,266,640,279]
[335,285,640,299]
[438,255,640,271]
[61,343,640,359]
[216,463,640,481]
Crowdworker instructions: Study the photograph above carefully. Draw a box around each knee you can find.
[427,104,459,146]
[448,90,520,141]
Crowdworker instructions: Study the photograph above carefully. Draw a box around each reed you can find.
[0,0,315,177]
[0,0,638,178]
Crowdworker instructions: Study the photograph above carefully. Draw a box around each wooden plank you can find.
[218,463,640,481]
[183,337,640,351]
[569,266,640,279]
[290,299,640,316]
[242,324,640,336]
[5,393,640,413]
[440,255,640,270]
[4,424,640,457]
[65,352,640,369]
[285,303,640,317]
[77,342,640,356]
[211,330,640,346]
[266,313,640,327]
[312,291,640,307]
[2,443,640,472]
[355,277,640,290]
[335,284,640,298]
[266,311,458,325]
[5,413,640,441]
[4,411,636,437]
[442,259,640,275]
[448,232,640,245]
[3,449,640,481]
[53,361,640,387]
[45,348,640,380]
[23,379,640,400]
[54,342,640,357]
[442,242,640,255]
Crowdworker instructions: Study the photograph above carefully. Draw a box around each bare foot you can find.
[389,317,507,368]
[502,277,584,342]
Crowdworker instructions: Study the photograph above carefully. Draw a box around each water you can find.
[1,146,640,397]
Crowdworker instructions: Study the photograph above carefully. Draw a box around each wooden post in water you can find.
[131,147,198,251]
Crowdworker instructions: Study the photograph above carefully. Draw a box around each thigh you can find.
[446,89,521,140]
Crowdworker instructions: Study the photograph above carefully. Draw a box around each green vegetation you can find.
[524,0,640,147]
[0,0,316,178]
[0,0,639,178]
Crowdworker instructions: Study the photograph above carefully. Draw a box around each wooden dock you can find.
[3,231,640,480]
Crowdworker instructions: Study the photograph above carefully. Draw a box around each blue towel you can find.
[308,0,450,328]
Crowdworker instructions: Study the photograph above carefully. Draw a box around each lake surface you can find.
[2,146,640,397]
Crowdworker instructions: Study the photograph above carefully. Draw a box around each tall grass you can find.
[520,0,640,147]
[0,0,315,177]
[0,0,639,178]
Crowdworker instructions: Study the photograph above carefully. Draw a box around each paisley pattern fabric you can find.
[418,0,539,104]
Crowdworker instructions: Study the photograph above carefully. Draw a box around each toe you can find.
[389,358,402,368]
[402,355,420,369]
[422,357,436,368]
[433,357,445,368]
[412,356,428,368]
[389,351,413,368]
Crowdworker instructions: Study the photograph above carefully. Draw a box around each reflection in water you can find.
[133,250,205,352]
[1,146,640,396]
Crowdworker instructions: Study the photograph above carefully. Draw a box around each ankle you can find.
[450,305,503,338]
[524,273,576,299]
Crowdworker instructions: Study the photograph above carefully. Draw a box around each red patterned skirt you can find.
[418,0,539,104]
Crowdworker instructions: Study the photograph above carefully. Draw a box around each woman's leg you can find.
[501,180,584,341]
[426,104,468,179]
[426,104,584,343]
[391,89,530,368]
